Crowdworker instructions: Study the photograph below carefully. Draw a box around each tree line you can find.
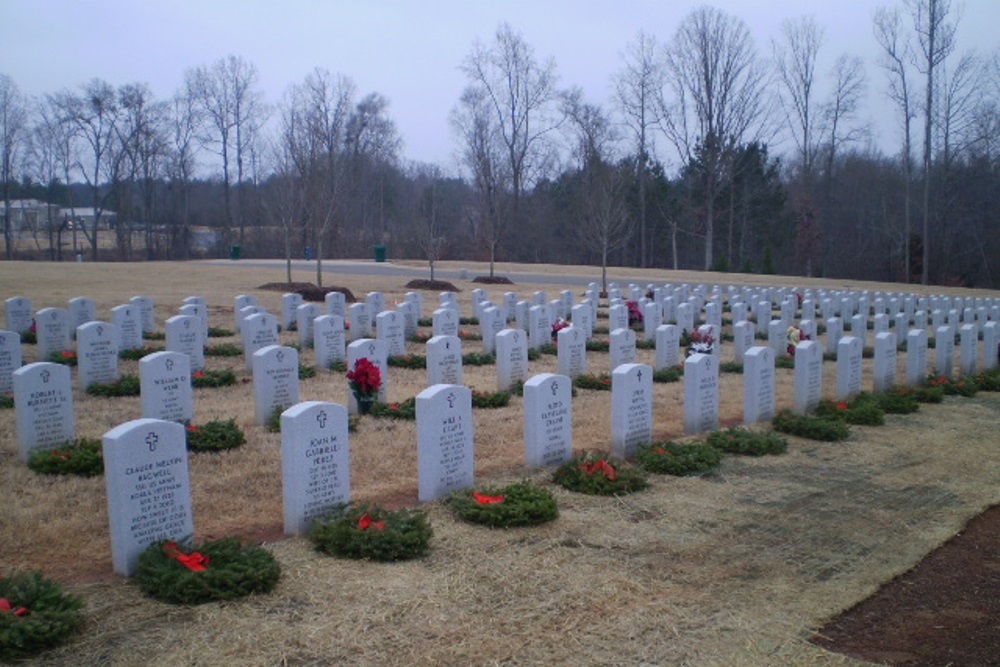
[1,0,997,288]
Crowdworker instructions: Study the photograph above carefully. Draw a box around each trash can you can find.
[229,244,241,260]
[374,244,387,263]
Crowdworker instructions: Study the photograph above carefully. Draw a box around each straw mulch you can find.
[1,260,999,666]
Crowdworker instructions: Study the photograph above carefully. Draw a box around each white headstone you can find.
[427,335,463,386]
[0,329,22,396]
[935,325,954,378]
[480,306,505,355]
[794,340,823,413]
[103,418,193,575]
[366,292,386,319]
[959,324,977,376]
[348,303,372,341]
[768,319,786,357]
[111,304,143,351]
[734,320,755,364]
[643,302,662,340]
[983,321,998,371]
[165,315,205,371]
[417,384,474,502]
[376,310,407,357]
[873,332,897,393]
[13,362,75,460]
[684,353,719,435]
[608,303,629,333]
[325,292,347,319]
[556,326,587,379]
[296,303,321,349]
[140,351,193,424]
[313,315,346,370]
[743,346,775,424]
[129,295,156,334]
[432,307,459,338]
[406,291,424,319]
[233,294,258,331]
[524,373,573,467]
[609,327,636,372]
[528,305,551,350]
[178,303,209,340]
[281,293,304,331]
[825,317,842,356]
[905,329,928,386]
[4,296,33,334]
[243,312,279,371]
[77,321,119,390]
[281,401,350,536]
[496,329,528,391]
[836,336,863,400]
[35,307,71,361]
[68,297,97,340]
[611,363,653,459]
[252,345,300,425]
[655,324,680,370]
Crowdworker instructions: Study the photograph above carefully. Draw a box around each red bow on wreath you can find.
[162,541,210,572]
[0,597,28,616]
[357,514,385,531]
[473,492,506,505]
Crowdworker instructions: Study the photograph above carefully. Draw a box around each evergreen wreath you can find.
[553,453,649,496]
[873,388,921,414]
[448,481,558,527]
[20,331,36,344]
[328,360,347,373]
[771,410,850,441]
[636,338,656,350]
[118,346,163,361]
[707,427,790,455]
[298,364,317,380]
[471,389,511,409]
[388,353,427,369]
[136,537,281,605]
[573,373,612,391]
[191,369,237,389]
[310,503,432,561]
[85,374,141,397]
[586,339,610,352]
[0,393,13,409]
[370,397,417,420]
[203,343,242,357]
[48,350,77,366]
[653,366,684,383]
[637,441,723,476]
[207,326,235,338]
[27,438,104,477]
[185,419,246,453]
[461,351,495,366]
[457,330,482,341]
[814,395,886,425]
[536,343,558,356]
[0,572,84,661]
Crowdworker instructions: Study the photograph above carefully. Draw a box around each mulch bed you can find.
[472,275,514,284]
[404,279,460,291]
[813,504,1000,666]
[257,282,355,303]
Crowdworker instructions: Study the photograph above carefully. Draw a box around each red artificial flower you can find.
[473,492,505,505]
[0,597,28,617]
[162,541,209,572]
[836,402,849,411]
[357,514,385,531]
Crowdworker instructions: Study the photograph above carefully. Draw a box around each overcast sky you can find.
[2,0,997,175]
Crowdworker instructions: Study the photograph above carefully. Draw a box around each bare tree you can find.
[772,16,824,181]
[661,6,769,270]
[613,31,664,267]
[875,5,918,281]
[51,79,124,260]
[1,74,29,259]
[451,84,510,278]
[166,83,201,258]
[189,55,268,253]
[461,23,559,259]
[116,83,168,260]
[909,0,958,284]
[281,69,354,287]
[345,92,401,241]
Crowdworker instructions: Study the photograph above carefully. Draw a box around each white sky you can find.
[2,0,998,175]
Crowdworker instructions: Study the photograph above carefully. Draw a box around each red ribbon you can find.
[162,541,209,572]
[357,514,385,531]
[0,597,28,616]
[581,460,617,481]
[473,492,505,505]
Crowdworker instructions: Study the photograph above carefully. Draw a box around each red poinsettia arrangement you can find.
[551,318,571,341]
[580,459,617,481]
[347,358,382,398]
[626,300,644,326]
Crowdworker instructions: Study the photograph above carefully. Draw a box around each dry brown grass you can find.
[1,260,999,667]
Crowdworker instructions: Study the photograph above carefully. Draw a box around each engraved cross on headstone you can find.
[146,432,158,452]
[316,410,327,428]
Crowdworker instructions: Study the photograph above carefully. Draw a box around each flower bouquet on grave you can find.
[551,318,571,341]
[786,326,809,356]
[309,503,432,561]
[136,537,281,605]
[26,438,104,477]
[686,329,716,357]
[447,481,558,527]
[347,357,382,415]
[0,572,84,661]
[626,300,644,327]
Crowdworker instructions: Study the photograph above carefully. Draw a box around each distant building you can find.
[61,207,117,231]
[3,199,62,232]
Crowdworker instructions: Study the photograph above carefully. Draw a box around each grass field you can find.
[1,259,998,666]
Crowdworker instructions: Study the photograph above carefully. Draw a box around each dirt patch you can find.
[813,505,1000,666]
[404,278,460,291]
[472,275,515,285]
[257,282,356,302]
